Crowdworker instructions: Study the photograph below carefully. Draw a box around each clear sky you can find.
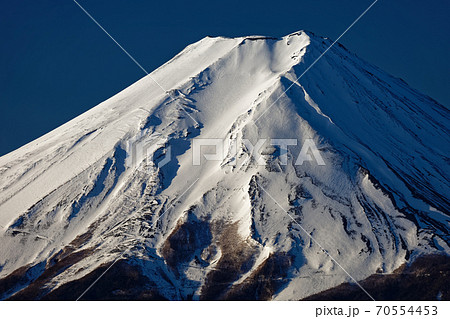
[1,0,449,156]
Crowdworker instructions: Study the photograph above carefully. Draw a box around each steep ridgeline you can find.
[0,31,448,300]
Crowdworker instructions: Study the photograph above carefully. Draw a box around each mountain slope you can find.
[0,31,449,300]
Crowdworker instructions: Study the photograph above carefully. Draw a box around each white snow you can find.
[0,30,448,300]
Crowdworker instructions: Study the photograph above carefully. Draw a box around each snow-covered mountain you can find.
[0,31,449,300]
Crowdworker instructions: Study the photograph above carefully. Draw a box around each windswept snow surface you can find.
[0,31,449,300]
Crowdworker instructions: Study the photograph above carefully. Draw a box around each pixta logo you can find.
[125,134,325,171]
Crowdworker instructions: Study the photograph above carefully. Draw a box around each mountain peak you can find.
[0,30,448,300]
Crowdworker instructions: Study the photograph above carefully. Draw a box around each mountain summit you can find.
[0,31,448,300]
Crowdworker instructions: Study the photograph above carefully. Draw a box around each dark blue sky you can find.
[1,0,449,156]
